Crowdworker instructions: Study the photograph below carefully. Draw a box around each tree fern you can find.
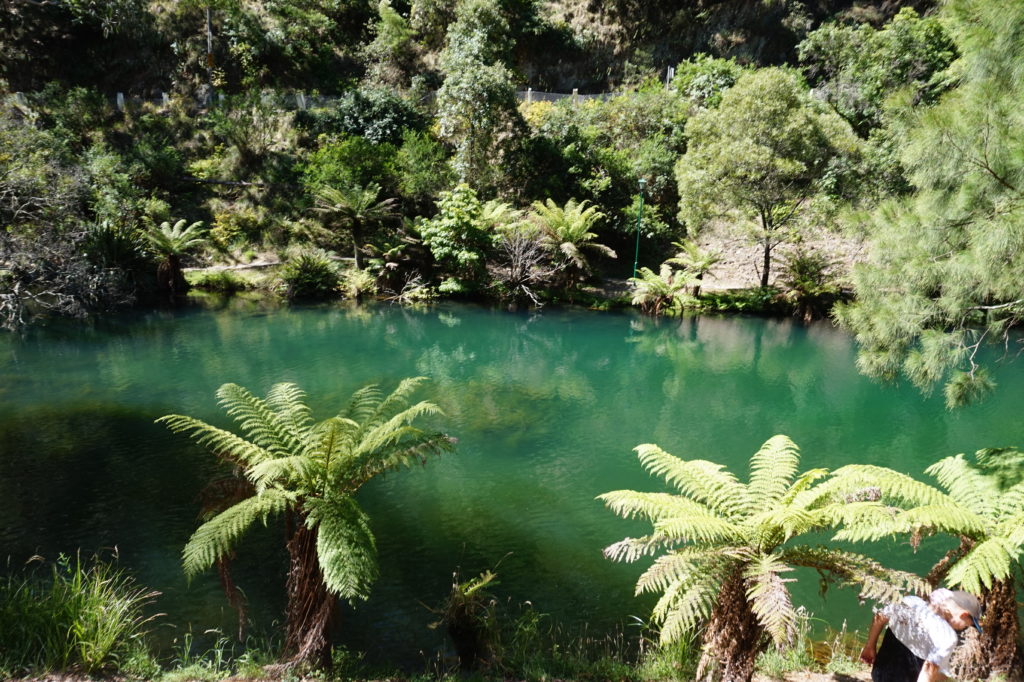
[159,377,453,666]
[601,435,919,682]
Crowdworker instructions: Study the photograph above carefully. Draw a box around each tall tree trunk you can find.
[283,516,337,668]
[352,223,363,270]
[699,567,764,682]
[760,238,772,288]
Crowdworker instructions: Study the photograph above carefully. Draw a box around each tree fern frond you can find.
[635,549,720,596]
[339,384,384,426]
[247,455,314,493]
[781,468,831,508]
[830,464,955,507]
[366,376,429,428]
[307,496,379,603]
[351,401,444,460]
[157,414,273,468]
[827,501,899,534]
[996,511,1024,546]
[945,536,1019,594]
[183,490,289,576]
[780,546,928,603]
[895,504,990,537]
[216,383,303,457]
[265,382,313,435]
[973,447,1024,491]
[651,564,724,645]
[635,444,750,516]
[603,536,666,563]
[925,455,1000,516]
[748,435,801,507]
[743,553,798,646]
[598,490,719,522]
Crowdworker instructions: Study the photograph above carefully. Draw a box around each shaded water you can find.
[1,300,1021,663]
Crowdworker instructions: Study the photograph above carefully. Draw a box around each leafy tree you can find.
[798,8,956,134]
[629,264,694,316]
[833,449,1024,677]
[436,0,526,195]
[302,136,399,197]
[672,53,745,109]
[600,435,925,682]
[417,183,494,294]
[835,0,1024,407]
[363,0,419,88]
[158,378,454,667]
[143,219,205,294]
[530,198,615,292]
[313,183,398,269]
[395,129,454,211]
[675,68,859,288]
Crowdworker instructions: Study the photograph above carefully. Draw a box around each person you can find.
[860,589,982,682]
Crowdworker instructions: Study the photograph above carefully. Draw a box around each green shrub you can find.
[341,267,378,301]
[280,248,340,300]
[187,270,252,294]
[0,553,159,675]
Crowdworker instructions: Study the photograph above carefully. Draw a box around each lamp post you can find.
[632,177,647,279]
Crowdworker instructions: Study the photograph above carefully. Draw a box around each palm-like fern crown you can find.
[145,219,206,256]
[600,435,926,646]
[530,198,615,266]
[630,264,695,302]
[832,449,1024,595]
[666,240,722,276]
[315,183,397,223]
[158,377,453,602]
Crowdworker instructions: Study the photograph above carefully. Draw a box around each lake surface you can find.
[1,300,1021,663]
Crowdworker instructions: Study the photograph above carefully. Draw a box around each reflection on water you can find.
[1,302,1022,663]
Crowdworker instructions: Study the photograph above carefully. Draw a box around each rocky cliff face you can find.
[522,0,936,91]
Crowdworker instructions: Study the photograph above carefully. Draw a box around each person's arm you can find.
[916,661,946,682]
[860,613,889,665]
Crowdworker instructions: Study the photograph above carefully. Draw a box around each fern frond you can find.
[598,490,727,526]
[635,549,709,595]
[780,546,928,603]
[365,376,429,428]
[996,510,1024,546]
[945,536,1018,594]
[781,468,831,508]
[651,558,726,645]
[743,553,798,646]
[745,506,823,545]
[635,444,749,517]
[247,455,314,494]
[747,435,801,507]
[265,382,313,435]
[306,496,379,602]
[925,455,1000,517]
[157,414,273,468]
[603,536,666,563]
[182,490,289,576]
[830,464,954,507]
[339,384,384,426]
[216,383,303,457]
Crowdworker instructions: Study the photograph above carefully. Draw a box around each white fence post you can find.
[161,92,170,107]
[572,88,579,106]
[526,87,532,104]
[296,92,307,110]
[116,92,125,111]
[14,92,27,107]
[665,66,675,85]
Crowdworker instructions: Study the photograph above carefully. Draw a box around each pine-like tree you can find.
[836,0,1024,406]
[158,378,454,667]
[600,435,925,682]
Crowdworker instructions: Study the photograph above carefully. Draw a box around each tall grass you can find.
[0,552,161,676]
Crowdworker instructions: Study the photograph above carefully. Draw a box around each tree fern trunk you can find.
[283,515,337,668]
[982,577,1022,678]
[699,566,764,682]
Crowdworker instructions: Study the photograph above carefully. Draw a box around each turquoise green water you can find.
[1,300,1021,662]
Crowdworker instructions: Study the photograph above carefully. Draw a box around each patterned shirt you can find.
[879,596,958,676]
